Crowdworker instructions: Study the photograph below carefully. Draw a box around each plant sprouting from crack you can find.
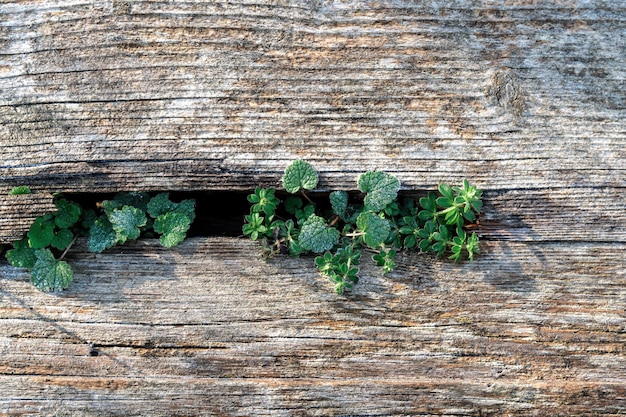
[243,160,483,295]
[5,192,195,292]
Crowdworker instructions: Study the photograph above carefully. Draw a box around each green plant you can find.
[9,186,31,195]
[5,192,195,292]
[243,160,482,295]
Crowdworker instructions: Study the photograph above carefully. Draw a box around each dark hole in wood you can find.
[64,191,340,238]
[63,190,485,240]
[88,343,99,357]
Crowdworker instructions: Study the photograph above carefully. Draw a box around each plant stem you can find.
[300,190,315,206]
[59,234,78,261]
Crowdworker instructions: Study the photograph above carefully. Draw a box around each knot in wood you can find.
[485,68,526,117]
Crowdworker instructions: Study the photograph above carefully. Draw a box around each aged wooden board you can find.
[1,238,625,416]
[1,1,624,193]
[0,0,625,415]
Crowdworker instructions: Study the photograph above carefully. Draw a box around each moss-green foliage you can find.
[244,160,483,295]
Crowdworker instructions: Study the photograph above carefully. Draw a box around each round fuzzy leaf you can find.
[109,206,147,242]
[299,214,339,253]
[284,196,304,215]
[88,217,119,253]
[31,249,73,292]
[54,198,82,229]
[282,160,319,194]
[357,171,400,212]
[147,193,176,218]
[27,215,55,249]
[154,212,192,248]
[356,212,390,248]
[6,237,36,268]
[50,229,74,250]
[329,191,348,217]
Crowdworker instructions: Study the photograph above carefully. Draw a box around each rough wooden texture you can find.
[0,0,625,415]
[1,238,625,416]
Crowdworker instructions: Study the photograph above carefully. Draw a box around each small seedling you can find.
[5,192,195,291]
[243,160,483,294]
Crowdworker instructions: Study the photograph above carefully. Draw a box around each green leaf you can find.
[299,214,339,253]
[113,192,151,212]
[54,198,82,229]
[88,217,119,253]
[372,248,397,274]
[30,249,73,292]
[80,209,98,232]
[147,193,177,218]
[101,199,124,216]
[356,212,390,249]
[357,171,401,212]
[6,237,36,268]
[243,212,267,241]
[50,229,74,250]
[146,193,195,224]
[466,232,480,261]
[9,186,31,195]
[154,212,192,248]
[329,191,348,217]
[248,187,279,216]
[174,199,196,223]
[295,204,315,226]
[438,183,454,200]
[282,160,319,194]
[284,196,303,215]
[109,206,147,243]
[27,215,55,249]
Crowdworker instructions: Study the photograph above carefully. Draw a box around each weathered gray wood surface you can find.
[2,238,626,416]
[1,0,625,415]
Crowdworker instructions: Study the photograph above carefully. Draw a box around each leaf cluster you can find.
[6,197,84,291]
[5,192,195,292]
[243,160,483,295]
[88,192,195,252]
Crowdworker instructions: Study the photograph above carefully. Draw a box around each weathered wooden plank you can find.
[0,238,625,415]
[1,1,625,415]
[1,1,624,194]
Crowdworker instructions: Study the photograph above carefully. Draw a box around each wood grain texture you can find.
[1,238,626,416]
[0,0,625,415]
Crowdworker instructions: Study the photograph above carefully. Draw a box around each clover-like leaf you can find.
[54,198,82,229]
[154,212,192,248]
[248,187,279,216]
[6,237,36,268]
[329,191,348,218]
[299,214,339,253]
[30,249,73,292]
[466,232,480,261]
[283,160,319,194]
[109,206,147,243]
[242,212,267,241]
[356,212,390,248]
[357,171,400,212]
[372,248,397,274]
[27,215,55,249]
